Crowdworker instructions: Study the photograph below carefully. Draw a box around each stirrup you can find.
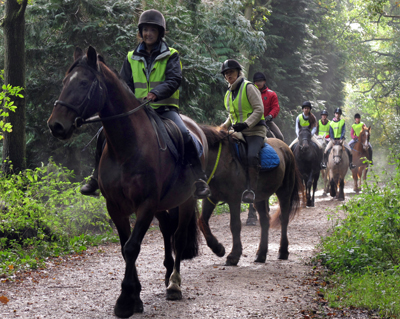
[320,162,327,169]
[350,163,356,169]
[241,189,255,204]
[193,179,211,199]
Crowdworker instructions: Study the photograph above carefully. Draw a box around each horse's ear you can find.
[98,54,106,64]
[87,46,97,69]
[74,47,84,61]
[368,126,371,131]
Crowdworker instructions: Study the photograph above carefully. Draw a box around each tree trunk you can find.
[241,4,253,76]
[1,0,28,174]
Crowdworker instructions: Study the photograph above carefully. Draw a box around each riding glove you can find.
[265,114,273,122]
[232,122,248,132]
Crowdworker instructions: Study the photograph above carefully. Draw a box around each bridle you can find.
[54,61,150,128]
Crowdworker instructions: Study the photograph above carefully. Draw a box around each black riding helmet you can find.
[302,101,312,109]
[253,72,266,82]
[138,9,166,38]
[354,113,361,119]
[320,110,328,116]
[334,108,342,115]
[221,59,242,74]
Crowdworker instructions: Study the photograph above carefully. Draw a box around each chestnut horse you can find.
[198,126,303,266]
[47,47,206,318]
[351,126,372,192]
[327,140,349,201]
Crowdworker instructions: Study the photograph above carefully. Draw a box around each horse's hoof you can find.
[246,218,257,226]
[278,252,289,260]
[166,289,182,300]
[213,244,225,257]
[114,294,143,318]
[254,255,266,263]
[225,257,239,266]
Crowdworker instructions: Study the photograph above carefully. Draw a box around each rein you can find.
[206,142,222,206]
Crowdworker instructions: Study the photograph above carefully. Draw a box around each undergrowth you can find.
[316,157,400,317]
[0,160,118,277]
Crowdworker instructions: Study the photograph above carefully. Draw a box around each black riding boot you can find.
[185,139,211,199]
[368,148,373,165]
[347,149,356,169]
[322,151,328,168]
[242,165,260,203]
[80,128,104,196]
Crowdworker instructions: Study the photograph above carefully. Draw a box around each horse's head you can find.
[315,135,327,148]
[358,126,371,151]
[298,127,311,152]
[332,142,344,165]
[47,46,107,139]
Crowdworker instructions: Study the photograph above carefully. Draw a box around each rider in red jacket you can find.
[252,72,284,141]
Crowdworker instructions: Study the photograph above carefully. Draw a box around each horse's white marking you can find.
[69,70,79,83]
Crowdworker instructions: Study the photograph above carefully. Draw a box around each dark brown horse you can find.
[351,126,372,192]
[47,47,206,318]
[198,126,303,266]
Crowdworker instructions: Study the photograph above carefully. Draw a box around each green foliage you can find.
[0,71,23,140]
[0,160,117,276]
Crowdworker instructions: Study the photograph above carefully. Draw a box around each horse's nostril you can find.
[50,121,65,136]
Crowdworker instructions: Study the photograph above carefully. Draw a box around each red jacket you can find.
[260,86,280,118]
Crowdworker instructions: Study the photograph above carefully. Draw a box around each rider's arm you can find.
[295,117,300,136]
[311,126,317,135]
[119,57,135,93]
[150,52,182,101]
[350,127,356,139]
[341,123,346,140]
[244,84,264,129]
[268,91,280,118]
[329,126,334,141]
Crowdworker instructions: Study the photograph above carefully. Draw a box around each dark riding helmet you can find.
[138,9,166,38]
[221,59,242,75]
[354,113,361,119]
[252,72,266,82]
[320,110,329,116]
[302,101,312,109]
[334,108,342,115]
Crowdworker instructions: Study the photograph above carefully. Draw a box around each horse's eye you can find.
[80,80,89,87]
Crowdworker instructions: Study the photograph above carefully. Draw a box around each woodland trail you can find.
[1,188,378,318]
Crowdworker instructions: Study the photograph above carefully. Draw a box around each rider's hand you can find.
[265,114,273,122]
[146,92,157,102]
[232,122,248,132]
[220,124,228,131]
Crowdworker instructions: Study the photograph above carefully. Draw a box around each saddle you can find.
[229,131,280,171]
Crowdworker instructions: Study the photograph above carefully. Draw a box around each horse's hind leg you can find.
[275,191,291,260]
[254,200,270,263]
[226,199,243,266]
[155,210,174,287]
[114,203,154,318]
[167,197,198,301]
[198,198,225,257]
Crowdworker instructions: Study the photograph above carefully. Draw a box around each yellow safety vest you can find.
[298,114,310,127]
[352,122,364,137]
[224,80,265,124]
[330,119,345,139]
[318,119,330,136]
[127,47,180,109]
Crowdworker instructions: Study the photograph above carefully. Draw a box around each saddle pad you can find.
[234,142,280,171]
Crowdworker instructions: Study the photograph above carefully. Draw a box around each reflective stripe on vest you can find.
[128,47,180,109]
[330,119,345,139]
[298,114,310,127]
[318,119,330,136]
[224,80,265,124]
[352,122,364,136]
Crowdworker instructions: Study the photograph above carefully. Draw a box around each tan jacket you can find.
[222,76,266,138]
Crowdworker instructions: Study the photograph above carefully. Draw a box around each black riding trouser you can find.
[243,135,265,167]
[155,107,191,144]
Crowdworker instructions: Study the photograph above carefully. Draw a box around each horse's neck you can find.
[353,137,367,153]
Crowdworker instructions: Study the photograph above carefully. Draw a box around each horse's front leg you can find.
[306,173,313,207]
[352,167,359,192]
[167,197,199,301]
[254,200,269,263]
[226,199,243,266]
[310,172,319,207]
[114,203,154,318]
[198,198,225,257]
[107,202,131,260]
[156,210,174,287]
[338,178,345,201]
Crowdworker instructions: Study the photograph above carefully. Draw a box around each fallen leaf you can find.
[0,296,9,304]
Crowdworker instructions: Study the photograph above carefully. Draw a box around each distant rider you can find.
[349,113,373,163]
[316,109,330,141]
[252,72,284,141]
[322,108,356,169]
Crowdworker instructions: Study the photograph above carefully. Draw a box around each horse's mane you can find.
[199,124,229,146]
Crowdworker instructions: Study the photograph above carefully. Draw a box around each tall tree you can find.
[1,0,28,174]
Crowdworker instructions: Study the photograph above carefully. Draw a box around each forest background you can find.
[1,0,399,179]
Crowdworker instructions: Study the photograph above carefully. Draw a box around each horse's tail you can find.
[170,202,200,260]
[270,153,304,229]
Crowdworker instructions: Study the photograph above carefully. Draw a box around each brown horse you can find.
[47,47,206,318]
[198,126,303,266]
[351,126,372,192]
[316,135,330,196]
[327,140,349,201]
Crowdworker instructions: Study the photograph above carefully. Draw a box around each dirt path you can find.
[1,189,375,318]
